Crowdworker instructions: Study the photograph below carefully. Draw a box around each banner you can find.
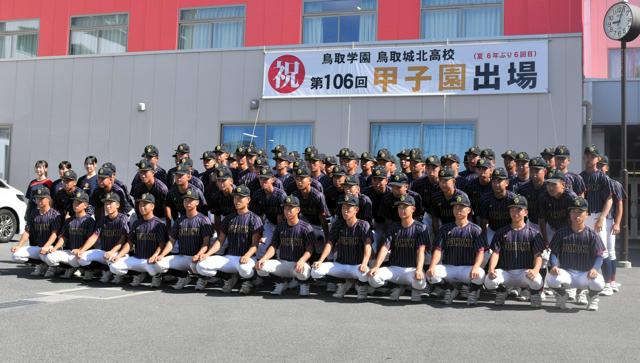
[262,40,548,98]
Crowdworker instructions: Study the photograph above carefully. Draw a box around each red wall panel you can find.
[378,0,421,41]
[504,0,582,36]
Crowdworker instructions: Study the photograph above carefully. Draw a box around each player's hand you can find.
[240,256,250,264]
[595,218,604,233]
[525,269,537,281]
[488,269,497,280]
[358,264,368,273]
[256,259,265,270]
[71,249,80,257]
[199,254,208,262]
[192,254,200,263]
[588,268,598,280]
[148,256,158,264]
[108,254,119,263]
[612,223,621,235]
[415,269,425,281]
[311,261,322,270]
[10,246,18,253]
[295,261,305,274]
[368,267,379,277]
[550,266,560,275]
[104,251,114,261]
[470,267,481,280]
[426,267,436,278]
[39,247,50,255]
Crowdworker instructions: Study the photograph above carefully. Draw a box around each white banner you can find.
[262,40,548,98]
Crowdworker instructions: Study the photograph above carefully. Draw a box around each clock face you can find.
[605,3,634,40]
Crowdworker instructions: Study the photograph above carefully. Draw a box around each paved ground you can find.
[1,239,639,362]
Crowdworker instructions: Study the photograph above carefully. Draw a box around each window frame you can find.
[177,5,246,50]
[0,124,12,182]
[420,0,504,41]
[0,18,39,58]
[220,122,315,152]
[302,0,378,44]
[68,12,129,55]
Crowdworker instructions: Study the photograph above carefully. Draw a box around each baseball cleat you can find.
[332,280,354,299]
[495,291,507,305]
[172,276,192,290]
[576,290,588,305]
[587,295,599,311]
[44,266,57,278]
[130,272,148,287]
[410,289,422,302]
[599,284,613,296]
[555,293,569,310]
[530,293,542,308]
[270,282,288,295]
[389,286,406,301]
[222,274,239,293]
[298,283,310,296]
[150,275,163,288]
[61,268,77,279]
[99,271,113,283]
[356,284,368,300]
[239,280,253,294]
[442,288,459,305]
[194,277,209,291]
[30,263,48,276]
[111,274,124,284]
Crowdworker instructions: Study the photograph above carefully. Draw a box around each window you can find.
[303,0,377,44]
[608,48,640,78]
[0,126,11,180]
[0,19,39,59]
[371,122,475,169]
[421,0,503,40]
[69,14,128,55]
[179,6,245,50]
[222,124,313,158]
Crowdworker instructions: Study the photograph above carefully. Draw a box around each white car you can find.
[0,178,27,243]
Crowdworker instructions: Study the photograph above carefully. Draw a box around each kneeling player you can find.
[367,195,428,302]
[484,195,544,307]
[196,185,263,294]
[547,197,605,311]
[427,194,487,305]
[256,196,315,296]
[312,195,373,300]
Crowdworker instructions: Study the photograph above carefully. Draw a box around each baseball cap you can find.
[546,169,566,183]
[339,194,360,207]
[394,194,416,207]
[388,172,409,186]
[465,146,481,156]
[529,157,548,169]
[141,145,159,158]
[172,143,190,157]
[569,196,588,211]
[288,151,301,160]
[304,146,318,156]
[441,153,460,164]
[438,168,455,180]
[491,167,509,180]
[232,185,251,197]
[508,194,528,209]
[293,165,311,178]
[480,148,495,161]
[72,190,90,203]
[475,158,491,169]
[450,193,471,207]
[137,159,153,171]
[332,166,348,177]
[343,175,359,186]
[371,166,386,178]
[181,158,194,168]
[376,149,393,162]
[200,151,215,160]
[253,158,267,168]
[410,150,426,163]
[396,149,411,160]
[501,149,517,159]
[273,151,291,162]
[183,186,200,200]
[227,153,238,162]
[174,163,190,175]
[515,152,530,163]
[282,195,300,207]
[540,147,555,158]
[244,146,258,156]
[360,152,376,163]
[235,146,248,156]
[425,155,441,167]
[33,186,51,199]
[102,192,121,204]
[257,166,273,178]
[272,145,288,155]
[213,144,228,154]
[598,155,609,165]
[98,167,113,178]
[337,148,358,160]
[584,145,600,156]
[62,170,78,181]
[324,155,338,166]
[102,162,117,172]
[215,166,233,180]
[308,152,326,162]
[136,192,156,204]
[554,145,570,157]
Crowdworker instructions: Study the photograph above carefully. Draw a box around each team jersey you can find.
[410,176,440,215]
[463,178,492,214]
[430,188,469,225]
[90,184,132,224]
[166,167,200,188]
[517,181,546,225]
[234,168,252,187]
[222,211,264,256]
[25,178,53,214]
[490,224,545,270]
[538,189,578,230]
[434,221,486,266]
[362,185,390,225]
[189,175,205,192]
[53,187,84,218]
[170,213,213,256]
[292,189,330,226]
[384,220,428,268]
[206,188,236,217]
[564,172,586,196]
[270,219,316,261]
[94,213,129,251]
[508,177,530,194]
[130,166,168,190]
[579,170,612,214]
[550,226,606,271]
[165,185,207,219]
[246,176,283,197]
[25,208,63,247]
[60,214,96,250]
[379,190,424,223]
[358,173,372,189]
[249,187,287,225]
[51,179,65,197]
[129,216,167,259]
[278,173,298,195]
[334,193,373,224]
[130,178,169,218]
[323,184,342,217]
[479,190,516,231]
[328,219,373,265]
[608,178,626,219]
[78,174,98,197]
[199,168,216,190]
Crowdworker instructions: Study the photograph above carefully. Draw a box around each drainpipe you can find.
[583,100,592,147]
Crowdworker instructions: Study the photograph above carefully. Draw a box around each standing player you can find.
[207,166,236,236]
[540,147,556,170]
[164,163,207,229]
[312,195,373,300]
[508,152,530,193]
[517,157,548,230]
[199,151,218,190]
[427,194,487,305]
[464,158,492,215]
[538,170,577,245]
[580,146,613,247]
[167,143,199,188]
[359,152,376,188]
[501,150,517,178]
[547,197,606,311]
[130,159,169,219]
[484,195,545,307]
[90,167,131,224]
[367,195,428,302]
[410,155,441,239]
[249,166,287,259]
[52,170,83,218]
[362,166,390,252]
[479,167,516,243]
[291,166,330,256]
[131,145,168,189]
[379,172,423,228]
[430,168,468,236]
[554,145,586,196]
[11,186,63,275]
[256,195,316,296]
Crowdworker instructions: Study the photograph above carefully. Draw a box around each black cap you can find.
[213,144,228,154]
[339,194,360,207]
[215,166,233,180]
[257,166,273,178]
[324,155,338,166]
[425,155,441,167]
[308,152,326,162]
[450,193,471,207]
[273,151,291,162]
[200,151,215,160]
[102,162,116,172]
[227,153,238,161]
[337,148,358,160]
[376,148,393,162]
[501,149,517,159]
[235,146,248,156]
[137,159,153,171]
[98,167,113,178]
[465,146,481,156]
[232,185,251,197]
[288,151,301,160]
[343,175,359,186]
[508,194,528,209]
[33,186,51,198]
[569,196,588,211]
[514,152,530,163]
[388,172,409,186]
[410,150,426,163]
[102,192,121,204]
[546,169,566,183]
[396,149,411,159]
[598,155,609,165]
[244,146,258,156]
[360,152,376,163]
[255,148,266,158]
[371,166,386,178]
[72,190,90,203]
[529,157,548,169]
[253,158,267,168]
[332,166,348,177]
[475,158,491,169]
[183,186,200,200]
[174,163,190,175]
[293,165,311,177]
[491,167,509,180]
[540,147,555,158]
[136,192,156,204]
[554,145,570,157]
[173,143,190,157]
[304,146,318,157]
[438,168,455,180]
[394,194,416,207]
[282,195,300,207]
[181,158,194,168]
[441,153,460,164]
[272,145,288,155]
[480,148,495,160]
[584,145,600,156]
[62,170,78,181]
[141,145,159,157]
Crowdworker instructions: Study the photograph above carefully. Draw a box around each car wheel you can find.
[0,209,17,243]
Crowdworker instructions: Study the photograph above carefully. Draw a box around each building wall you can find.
[0,34,582,188]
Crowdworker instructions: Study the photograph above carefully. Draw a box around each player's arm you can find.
[39,230,61,254]
[312,241,333,269]
[256,245,277,270]
[320,213,330,240]
[11,230,30,252]
[157,238,174,259]
[360,239,372,273]
[470,249,484,280]
[296,250,313,273]
[213,214,223,235]
[75,232,99,257]
[202,232,225,258]
[595,197,613,233]
[239,232,260,264]
[148,243,165,264]
[613,198,623,235]
[527,253,543,281]
[193,236,211,262]
[106,235,127,262]
[538,217,549,246]
[415,244,426,280]
[432,218,440,237]
[427,248,442,277]
[368,244,389,276]
[487,251,499,279]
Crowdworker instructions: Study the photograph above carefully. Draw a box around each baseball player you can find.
[167,143,199,187]
[554,145,586,196]
[484,195,545,307]
[460,146,481,181]
[273,148,298,194]
[312,195,373,300]
[291,166,330,256]
[213,144,229,166]
[427,193,487,305]
[540,147,556,170]
[480,148,496,167]
[155,185,214,290]
[196,185,263,294]
[101,162,134,206]
[409,149,426,184]
[479,167,516,243]
[323,155,339,188]
[359,152,376,188]
[74,192,129,282]
[199,151,218,190]
[233,146,255,186]
[410,155,440,238]
[337,148,359,177]
[90,167,132,224]
[180,158,206,192]
[538,170,578,245]
[42,190,96,278]
[324,166,346,216]
[396,149,412,177]
[131,145,168,189]
[501,149,517,178]
[11,186,63,276]
[335,175,373,224]
[249,166,287,259]
[375,149,396,175]
[308,151,331,191]
[368,194,428,302]
[579,146,613,247]
[52,169,84,218]
[379,172,424,228]
[547,196,606,311]
[517,157,548,230]
[109,193,167,286]
[164,162,207,229]
[206,166,236,236]
[508,152,531,193]
[464,158,492,215]
[256,195,315,296]
[130,159,169,219]
[362,166,391,252]
[430,167,468,236]
[51,161,72,197]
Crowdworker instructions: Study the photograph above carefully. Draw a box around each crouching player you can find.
[256,195,315,296]
[367,195,428,302]
[196,185,263,294]
[156,186,214,290]
[11,186,63,275]
[109,193,167,286]
[311,195,373,300]
[484,195,545,307]
[427,194,487,305]
[547,196,605,311]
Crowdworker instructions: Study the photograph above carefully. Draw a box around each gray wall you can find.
[0,34,583,190]
[585,78,640,125]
